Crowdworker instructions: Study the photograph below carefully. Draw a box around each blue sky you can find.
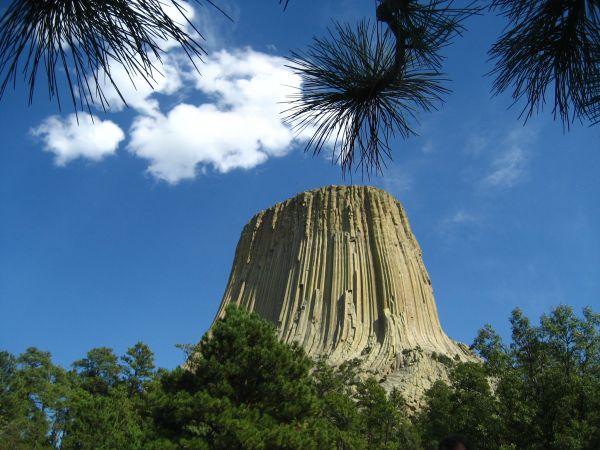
[1,0,598,369]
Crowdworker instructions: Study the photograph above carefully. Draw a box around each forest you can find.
[1,304,599,450]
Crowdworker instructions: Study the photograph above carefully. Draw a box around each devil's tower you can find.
[212,185,475,407]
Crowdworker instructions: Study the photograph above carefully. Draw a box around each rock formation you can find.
[212,185,476,407]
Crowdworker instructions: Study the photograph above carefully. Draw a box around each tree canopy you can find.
[1,304,599,449]
[420,304,600,450]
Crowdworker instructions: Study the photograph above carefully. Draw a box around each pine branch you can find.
[283,1,479,177]
[0,0,229,114]
[489,0,600,128]
[283,20,449,177]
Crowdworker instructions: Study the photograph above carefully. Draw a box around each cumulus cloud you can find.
[128,48,305,183]
[160,1,199,51]
[31,114,124,166]
[33,7,308,182]
[91,54,184,115]
[87,1,198,114]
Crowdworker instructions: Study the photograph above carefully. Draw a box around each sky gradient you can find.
[1,0,598,369]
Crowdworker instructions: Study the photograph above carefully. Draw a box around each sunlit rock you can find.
[212,185,477,408]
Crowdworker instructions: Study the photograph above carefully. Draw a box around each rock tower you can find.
[212,185,475,407]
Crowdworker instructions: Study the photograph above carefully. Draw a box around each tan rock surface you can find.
[212,185,477,407]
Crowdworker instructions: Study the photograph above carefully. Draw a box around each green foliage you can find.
[418,362,500,450]
[310,359,366,448]
[2,303,597,449]
[72,347,121,395]
[0,343,156,449]
[193,305,316,421]
[149,305,321,448]
[0,347,67,449]
[59,386,144,450]
[423,304,600,450]
[121,342,156,395]
[0,351,17,432]
[356,380,421,449]
[430,351,454,367]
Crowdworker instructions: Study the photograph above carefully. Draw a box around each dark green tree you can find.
[0,348,66,449]
[0,345,158,449]
[0,351,18,437]
[121,342,156,395]
[2,303,597,449]
[418,361,501,450]
[467,305,600,450]
[71,347,121,395]
[58,383,145,450]
[310,359,367,448]
[148,305,322,449]
[356,379,421,449]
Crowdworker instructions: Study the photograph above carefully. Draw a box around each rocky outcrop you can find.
[212,185,476,407]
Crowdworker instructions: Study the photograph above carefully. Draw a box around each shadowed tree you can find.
[418,362,501,450]
[149,305,321,449]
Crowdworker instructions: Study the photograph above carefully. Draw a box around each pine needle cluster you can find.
[0,0,227,113]
[283,0,479,176]
[489,0,600,127]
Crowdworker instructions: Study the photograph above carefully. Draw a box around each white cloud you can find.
[127,49,305,183]
[482,126,537,189]
[31,114,124,166]
[464,132,489,156]
[444,210,479,226]
[190,49,297,113]
[36,20,309,181]
[438,209,483,239]
[159,1,199,51]
[91,54,184,115]
[88,2,198,115]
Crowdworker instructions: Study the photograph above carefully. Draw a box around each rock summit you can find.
[211,185,476,407]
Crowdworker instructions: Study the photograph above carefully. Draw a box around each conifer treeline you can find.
[1,304,599,449]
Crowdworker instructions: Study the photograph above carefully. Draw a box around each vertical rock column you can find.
[211,185,475,405]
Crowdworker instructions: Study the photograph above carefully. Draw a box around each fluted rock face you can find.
[213,185,475,406]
